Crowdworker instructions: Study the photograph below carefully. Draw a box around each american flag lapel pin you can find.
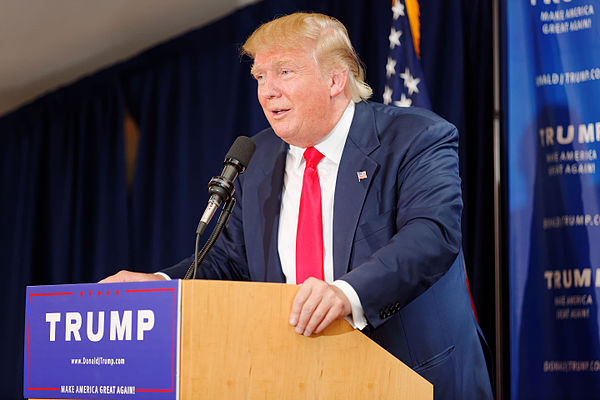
[357,170,367,182]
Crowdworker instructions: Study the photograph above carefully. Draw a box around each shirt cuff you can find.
[331,279,367,330]
[154,272,171,280]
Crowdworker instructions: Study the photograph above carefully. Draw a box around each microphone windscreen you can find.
[225,136,256,168]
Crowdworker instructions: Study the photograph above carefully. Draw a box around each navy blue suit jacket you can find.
[163,101,492,399]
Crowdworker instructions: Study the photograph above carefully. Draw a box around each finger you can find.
[294,288,325,334]
[314,302,345,334]
[99,270,163,283]
[98,272,124,283]
[289,283,313,326]
[301,299,331,336]
[128,272,164,282]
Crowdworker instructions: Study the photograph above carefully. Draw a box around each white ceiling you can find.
[0,0,260,117]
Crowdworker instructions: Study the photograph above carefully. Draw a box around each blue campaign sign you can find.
[24,280,181,399]
[507,0,600,398]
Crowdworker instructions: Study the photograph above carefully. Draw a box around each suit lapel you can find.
[249,137,287,283]
[333,102,380,279]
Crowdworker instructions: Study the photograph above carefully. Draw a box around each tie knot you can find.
[303,147,324,169]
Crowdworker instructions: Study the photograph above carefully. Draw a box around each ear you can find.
[329,69,348,98]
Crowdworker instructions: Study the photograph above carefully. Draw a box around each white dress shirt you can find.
[160,101,367,330]
[277,101,367,330]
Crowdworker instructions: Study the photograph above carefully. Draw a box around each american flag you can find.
[383,0,431,109]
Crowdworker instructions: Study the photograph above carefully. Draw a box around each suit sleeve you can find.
[159,178,251,281]
[339,120,463,330]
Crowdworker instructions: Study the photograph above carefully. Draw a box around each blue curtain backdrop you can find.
[0,72,130,397]
[0,1,494,398]
[419,0,494,346]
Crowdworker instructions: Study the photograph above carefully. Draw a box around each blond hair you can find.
[242,12,372,102]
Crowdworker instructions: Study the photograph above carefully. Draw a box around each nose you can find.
[258,76,280,99]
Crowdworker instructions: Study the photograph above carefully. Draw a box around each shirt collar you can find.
[288,101,355,168]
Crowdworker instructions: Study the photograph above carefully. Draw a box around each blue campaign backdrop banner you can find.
[24,280,181,400]
[507,0,600,398]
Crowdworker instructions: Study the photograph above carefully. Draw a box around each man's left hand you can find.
[289,277,352,336]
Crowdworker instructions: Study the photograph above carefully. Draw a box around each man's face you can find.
[251,46,337,148]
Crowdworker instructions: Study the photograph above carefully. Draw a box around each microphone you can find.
[196,136,256,235]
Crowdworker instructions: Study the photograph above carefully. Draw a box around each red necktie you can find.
[296,147,325,284]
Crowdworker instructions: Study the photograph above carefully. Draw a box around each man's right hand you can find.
[99,270,166,283]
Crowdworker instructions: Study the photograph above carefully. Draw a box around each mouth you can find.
[270,108,290,118]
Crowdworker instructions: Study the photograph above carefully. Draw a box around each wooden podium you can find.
[179,280,432,399]
[28,280,432,399]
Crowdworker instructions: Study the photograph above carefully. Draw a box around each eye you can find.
[253,73,264,81]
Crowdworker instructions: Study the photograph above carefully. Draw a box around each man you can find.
[103,12,492,399]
